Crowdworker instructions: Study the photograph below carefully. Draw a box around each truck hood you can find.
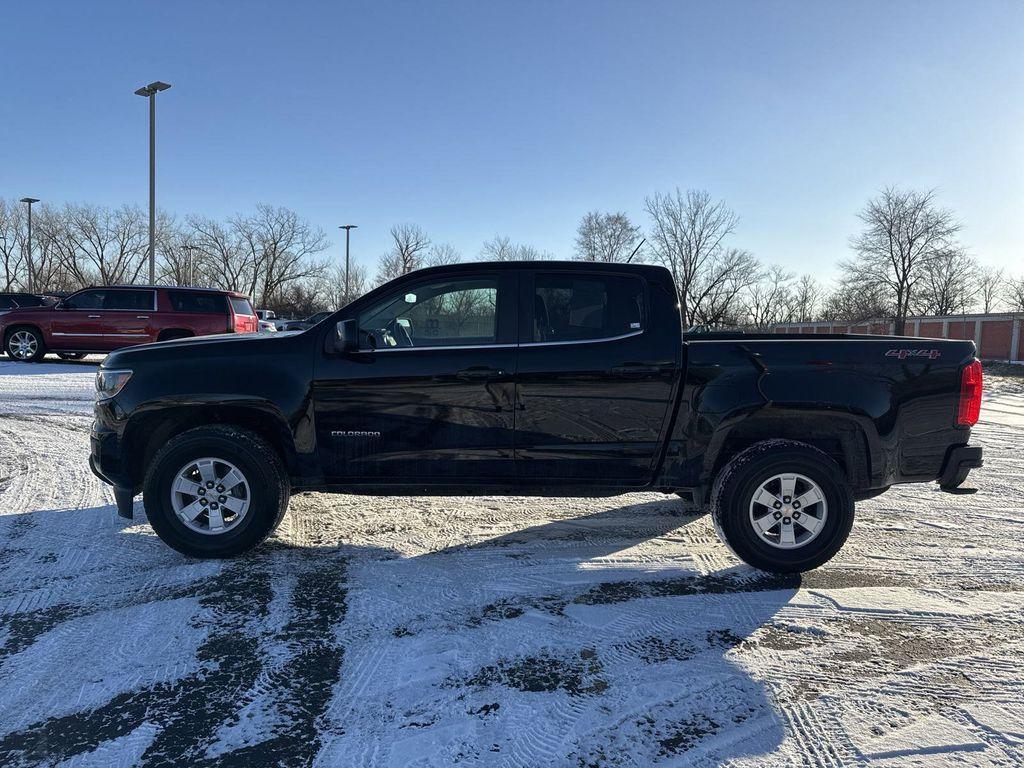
[102,331,299,368]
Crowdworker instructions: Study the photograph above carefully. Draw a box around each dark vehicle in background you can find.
[2,285,258,362]
[0,292,60,309]
[90,262,983,572]
[281,310,332,332]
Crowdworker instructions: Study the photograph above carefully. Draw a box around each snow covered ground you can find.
[0,358,1022,767]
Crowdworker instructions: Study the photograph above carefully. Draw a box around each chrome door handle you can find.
[136,315,150,319]
[88,314,101,318]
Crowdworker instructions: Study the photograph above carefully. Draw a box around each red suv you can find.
[1,286,258,362]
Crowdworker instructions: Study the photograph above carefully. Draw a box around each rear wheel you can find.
[710,440,854,573]
[57,352,86,361]
[5,326,47,362]
[143,426,289,558]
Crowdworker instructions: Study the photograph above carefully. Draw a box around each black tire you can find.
[142,425,289,558]
[710,440,854,574]
[5,325,47,362]
[57,352,86,361]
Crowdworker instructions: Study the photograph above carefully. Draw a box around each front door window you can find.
[358,278,498,349]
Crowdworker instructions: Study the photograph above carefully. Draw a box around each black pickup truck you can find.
[90,261,983,572]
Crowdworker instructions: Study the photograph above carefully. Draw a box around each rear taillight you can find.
[956,359,982,426]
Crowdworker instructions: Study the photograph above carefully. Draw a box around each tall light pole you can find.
[19,198,40,292]
[339,224,357,304]
[181,244,196,286]
[134,80,171,284]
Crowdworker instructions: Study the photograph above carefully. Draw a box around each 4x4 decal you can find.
[886,348,942,360]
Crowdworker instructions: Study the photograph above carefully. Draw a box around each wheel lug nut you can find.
[216,485,224,493]
[773,512,782,520]
[783,496,791,503]
[210,503,219,509]
[198,488,205,496]
[200,499,208,506]
[793,511,801,519]
[773,501,782,509]
[206,481,214,488]
[218,495,226,503]
[783,517,791,524]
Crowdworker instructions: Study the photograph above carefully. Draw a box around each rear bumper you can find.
[939,445,983,490]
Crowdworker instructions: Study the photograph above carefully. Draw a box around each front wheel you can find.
[142,426,289,558]
[5,326,47,362]
[710,441,854,573]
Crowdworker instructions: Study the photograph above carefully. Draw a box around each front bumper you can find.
[939,445,983,490]
[90,423,136,518]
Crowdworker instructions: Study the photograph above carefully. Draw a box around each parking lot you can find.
[1,359,1022,767]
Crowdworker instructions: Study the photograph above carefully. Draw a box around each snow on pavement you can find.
[0,358,1023,767]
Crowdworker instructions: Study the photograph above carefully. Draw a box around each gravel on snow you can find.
[0,358,1023,767]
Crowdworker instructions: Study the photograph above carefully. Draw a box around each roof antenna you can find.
[626,238,646,263]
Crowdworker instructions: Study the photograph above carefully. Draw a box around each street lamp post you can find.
[339,224,357,304]
[19,197,40,293]
[134,81,172,284]
[182,244,196,286]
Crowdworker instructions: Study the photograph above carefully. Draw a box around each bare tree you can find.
[744,265,795,328]
[323,259,369,309]
[1006,275,1024,312]
[427,242,462,267]
[819,279,892,323]
[186,215,253,293]
[912,248,978,316]
[376,224,431,284]
[688,248,761,328]
[789,274,819,322]
[157,215,204,287]
[234,204,328,307]
[0,199,26,290]
[978,267,1005,313]
[573,211,642,263]
[644,188,740,326]
[843,187,961,334]
[479,235,549,261]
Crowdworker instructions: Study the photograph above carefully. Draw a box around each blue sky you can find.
[1,0,1021,280]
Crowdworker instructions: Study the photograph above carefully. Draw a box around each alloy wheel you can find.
[8,331,38,360]
[748,472,828,549]
[170,457,251,535]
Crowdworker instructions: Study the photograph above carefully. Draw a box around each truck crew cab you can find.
[90,262,983,573]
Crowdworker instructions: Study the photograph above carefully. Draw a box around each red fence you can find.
[771,313,1024,363]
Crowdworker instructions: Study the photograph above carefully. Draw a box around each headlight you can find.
[95,369,132,400]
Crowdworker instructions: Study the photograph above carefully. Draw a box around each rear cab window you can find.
[530,272,645,343]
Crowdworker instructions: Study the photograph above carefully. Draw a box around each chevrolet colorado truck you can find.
[90,262,983,572]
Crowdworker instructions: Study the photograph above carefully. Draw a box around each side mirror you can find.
[333,319,359,353]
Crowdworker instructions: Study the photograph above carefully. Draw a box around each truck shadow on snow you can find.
[0,499,797,767]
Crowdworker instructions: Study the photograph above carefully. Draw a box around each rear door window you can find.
[169,291,228,314]
[103,290,156,311]
[531,273,644,343]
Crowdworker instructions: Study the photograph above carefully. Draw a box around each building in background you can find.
[772,312,1024,363]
